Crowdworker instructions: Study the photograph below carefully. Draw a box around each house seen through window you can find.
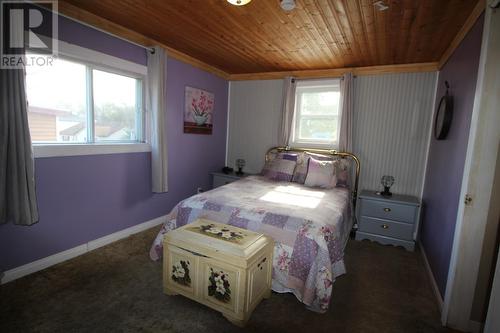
[25,57,143,144]
[291,79,342,147]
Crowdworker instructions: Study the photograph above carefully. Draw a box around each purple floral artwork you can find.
[184,86,214,135]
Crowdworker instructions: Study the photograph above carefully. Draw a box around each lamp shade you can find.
[381,175,395,188]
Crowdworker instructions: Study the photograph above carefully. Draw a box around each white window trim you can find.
[289,78,342,149]
[33,143,151,158]
[29,39,150,158]
[288,140,339,149]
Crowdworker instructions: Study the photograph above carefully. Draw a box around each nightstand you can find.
[211,172,249,189]
[355,190,421,251]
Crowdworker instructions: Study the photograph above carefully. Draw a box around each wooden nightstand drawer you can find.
[361,199,417,224]
[356,190,421,251]
[359,216,414,241]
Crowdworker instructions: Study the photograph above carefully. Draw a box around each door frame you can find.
[441,2,500,330]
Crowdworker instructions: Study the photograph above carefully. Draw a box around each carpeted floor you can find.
[0,226,457,333]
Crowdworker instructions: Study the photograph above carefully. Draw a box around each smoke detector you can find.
[280,0,296,11]
[227,0,251,6]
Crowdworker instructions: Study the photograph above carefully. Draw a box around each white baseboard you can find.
[1,244,88,285]
[419,241,444,311]
[87,215,166,251]
[1,215,167,285]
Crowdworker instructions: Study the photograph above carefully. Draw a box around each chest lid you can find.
[164,219,268,258]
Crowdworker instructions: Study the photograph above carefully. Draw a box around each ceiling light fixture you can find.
[373,1,389,11]
[227,0,252,6]
[280,0,296,11]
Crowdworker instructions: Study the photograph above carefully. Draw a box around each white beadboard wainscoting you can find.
[227,72,437,198]
[353,72,437,197]
[227,80,284,173]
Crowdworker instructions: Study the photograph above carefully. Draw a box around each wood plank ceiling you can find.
[60,0,481,75]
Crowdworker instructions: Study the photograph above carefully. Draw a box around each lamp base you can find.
[236,167,244,176]
[381,186,392,197]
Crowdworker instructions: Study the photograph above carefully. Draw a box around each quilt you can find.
[150,176,353,312]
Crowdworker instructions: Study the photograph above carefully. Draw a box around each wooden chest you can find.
[163,219,274,327]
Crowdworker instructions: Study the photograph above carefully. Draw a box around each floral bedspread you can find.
[150,176,353,313]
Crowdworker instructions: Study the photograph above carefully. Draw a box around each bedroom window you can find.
[290,79,342,148]
[25,56,144,145]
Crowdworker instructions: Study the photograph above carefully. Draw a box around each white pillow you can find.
[304,157,337,189]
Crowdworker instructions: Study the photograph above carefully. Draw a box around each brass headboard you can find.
[265,146,361,209]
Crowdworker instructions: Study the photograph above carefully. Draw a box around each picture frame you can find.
[184,86,214,135]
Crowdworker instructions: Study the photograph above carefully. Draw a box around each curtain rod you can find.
[34,3,156,54]
[291,75,357,83]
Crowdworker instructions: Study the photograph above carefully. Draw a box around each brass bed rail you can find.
[265,146,361,211]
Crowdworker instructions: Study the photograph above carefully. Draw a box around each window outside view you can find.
[297,89,340,142]
[25,58,87,143]
[93,69,138,142]
[292,79,342,147]
[25,57,141,143]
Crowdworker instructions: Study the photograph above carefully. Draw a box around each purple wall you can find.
[0,15,228,272]
[421,15,484,297]
[57,15,147,66]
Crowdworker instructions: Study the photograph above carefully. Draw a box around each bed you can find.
[150,146,360,313]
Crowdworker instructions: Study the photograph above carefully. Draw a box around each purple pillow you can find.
[261,158,297,182]
[291,153,308,184]
[262,152,297,176]
[335,158,351,188]
[279,153,298,161]
[292,152,332,184]
[291,152,351,188]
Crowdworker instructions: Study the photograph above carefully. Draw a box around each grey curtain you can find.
[278,76,296,146]
[0,66,39,225]
[147,46,168,193]
[339,72,353,152]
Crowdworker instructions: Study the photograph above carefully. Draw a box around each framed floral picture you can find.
[184,86,214,134]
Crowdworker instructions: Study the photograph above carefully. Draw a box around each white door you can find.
[484,246,500,333]
[441,2,500,330]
